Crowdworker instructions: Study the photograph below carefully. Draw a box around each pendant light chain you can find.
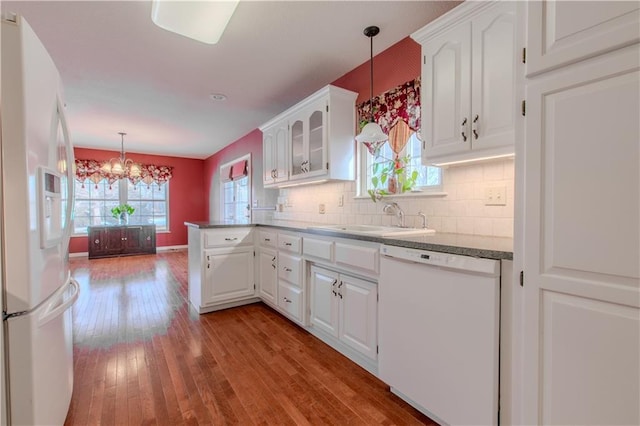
[369,31,374,123]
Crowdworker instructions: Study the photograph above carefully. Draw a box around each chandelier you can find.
[102,132,141,178]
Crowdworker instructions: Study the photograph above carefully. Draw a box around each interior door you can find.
[523,47,640,425]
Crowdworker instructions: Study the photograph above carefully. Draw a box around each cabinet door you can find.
[139,225,156,253]
[305,102,327,177]
[310,266,339,338]
[203,246,255,305]
[289,116,305,179]
[422,22,471,161]
[273,124,288,183]
[88,227,109,258]
[104,227,124,256]
[258,249,277,305]
[471,2,517,152]
[523,48,639,425]
[262,128,275,185]
[339,275,377,361]
[121,226,142,252]
[526,1,639,76]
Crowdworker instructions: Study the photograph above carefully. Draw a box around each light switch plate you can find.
[485,186,507,206]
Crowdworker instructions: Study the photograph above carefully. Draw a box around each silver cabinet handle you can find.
[283,297,292,303]
[338,281,343,299]
[283,267,292,272]
[224,237,238,241]
[284,242,292,246]
[461,117,468,142]
[332,279,338,296]
[264,238,271,242]
[473,114,479,139]
[94,239,100,244]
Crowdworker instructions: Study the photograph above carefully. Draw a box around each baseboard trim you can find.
[70,244,187,258]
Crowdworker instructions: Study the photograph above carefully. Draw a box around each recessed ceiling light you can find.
[210,93,227,101]
[151,0,239,45]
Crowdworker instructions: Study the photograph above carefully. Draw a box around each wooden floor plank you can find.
[64,251,434,425]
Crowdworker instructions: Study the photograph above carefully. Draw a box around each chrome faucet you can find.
[418,211,428,229]
[383,202,405,228]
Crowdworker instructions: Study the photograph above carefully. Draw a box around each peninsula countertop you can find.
[184,220,513,260]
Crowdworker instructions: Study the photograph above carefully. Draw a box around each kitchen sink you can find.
[308,224,435,237]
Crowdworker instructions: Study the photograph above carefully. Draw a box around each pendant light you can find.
[355,25,388,155]
[102,132,141,178]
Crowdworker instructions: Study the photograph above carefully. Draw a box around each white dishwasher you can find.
[378,244,500,426]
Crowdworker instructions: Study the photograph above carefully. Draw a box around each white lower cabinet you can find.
[310,265,377,361]
[257,248,277,306]
[187,226,257,314]
[203,246,255,304]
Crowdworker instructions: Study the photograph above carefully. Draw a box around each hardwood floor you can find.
[64,251,434,425]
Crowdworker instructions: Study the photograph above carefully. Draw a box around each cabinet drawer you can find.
[278,233,302,254]
[303,237,334,262]
[335,243,379,275]
[278,252,303,287]
[204,228,253,248]
[257,230,277,248]
[278,282,303,323]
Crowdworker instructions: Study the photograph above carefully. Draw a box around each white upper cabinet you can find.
[260,85,357,187]
[261,119,289,187]
[413,1,519,165]
[526,1,640,76]
[289,100,327,181]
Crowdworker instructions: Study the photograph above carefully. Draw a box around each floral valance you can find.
[75,159,174,188]
[357,77,421,135]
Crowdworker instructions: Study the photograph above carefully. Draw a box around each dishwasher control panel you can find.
[380,245,499,275]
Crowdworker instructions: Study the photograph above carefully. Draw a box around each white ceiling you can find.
[3,1,459,159]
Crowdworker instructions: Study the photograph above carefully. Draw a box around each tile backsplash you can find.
[273,158,514,238]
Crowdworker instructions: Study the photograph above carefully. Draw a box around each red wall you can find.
[69,147,206,253]
[202,37,422,209]
[332,37,422,105]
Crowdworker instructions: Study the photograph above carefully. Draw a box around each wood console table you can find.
[88,225,156,259]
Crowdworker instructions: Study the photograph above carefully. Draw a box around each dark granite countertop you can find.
[184,220,513,260]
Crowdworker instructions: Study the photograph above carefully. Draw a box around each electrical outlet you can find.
[318,204,326,214]
[338,195,344,207]
[485,186,507,206]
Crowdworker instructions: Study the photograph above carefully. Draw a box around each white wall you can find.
[274,157,514,238]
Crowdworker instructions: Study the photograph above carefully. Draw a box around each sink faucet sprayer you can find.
[383,202,405,228]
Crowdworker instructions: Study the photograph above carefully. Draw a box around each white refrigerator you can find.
[1,14,79,426]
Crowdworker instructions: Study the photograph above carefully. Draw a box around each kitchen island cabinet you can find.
[187,226,257,314]
[88,225,156,259]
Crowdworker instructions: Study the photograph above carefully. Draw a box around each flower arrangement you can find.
[111,203,135,219]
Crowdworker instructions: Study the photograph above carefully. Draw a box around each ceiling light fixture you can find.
[102,132,141,178]
[210,93,227,101]
[151,0,239,45]
[355,25,388,153]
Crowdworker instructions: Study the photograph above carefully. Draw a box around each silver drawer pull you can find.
[224,237,238,241]
[264,238,271,242]
[284,242,292,246]
[283,267,292,272]
[283,297,292,303]
[94,239,100,244]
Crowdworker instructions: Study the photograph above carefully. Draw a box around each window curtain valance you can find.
[357,78,421,156]
[221,159,248,183]
[74,159,174,188]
